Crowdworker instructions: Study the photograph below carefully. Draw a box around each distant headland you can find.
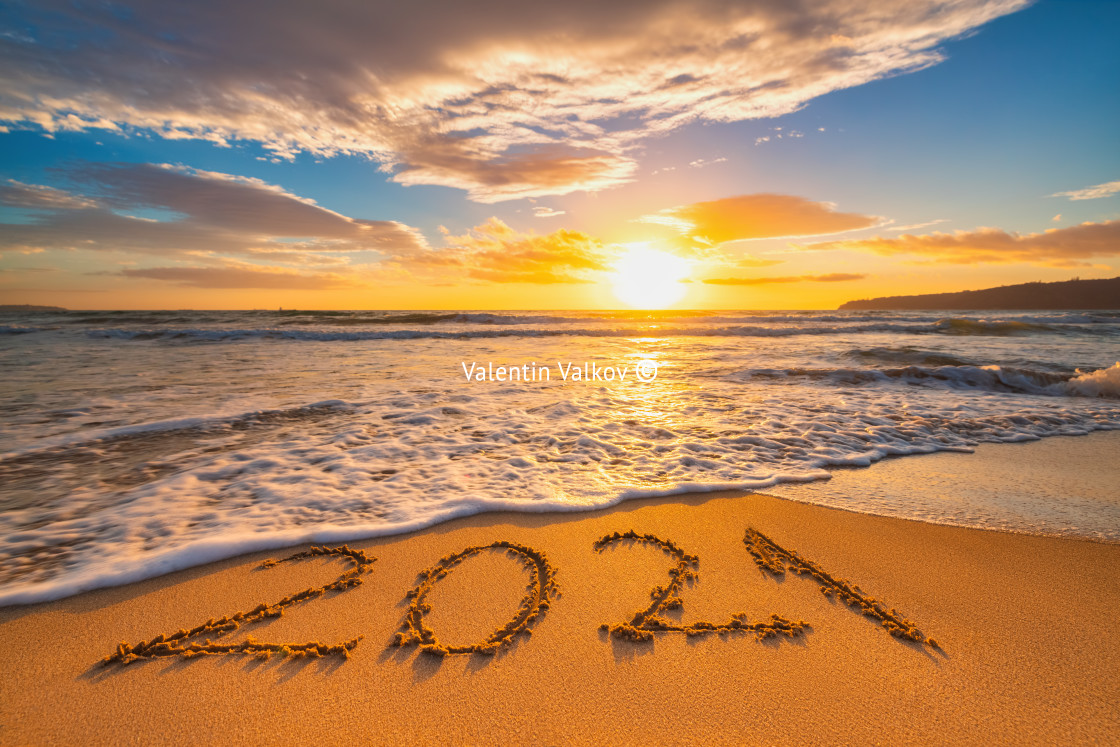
[839,277,1120,311]
[0,304,67,312]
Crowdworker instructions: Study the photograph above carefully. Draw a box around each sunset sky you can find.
[1,0,1117,310]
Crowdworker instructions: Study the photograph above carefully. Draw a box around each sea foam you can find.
[1,308,1118,605]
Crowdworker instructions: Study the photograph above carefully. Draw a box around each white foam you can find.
[0,400,355,460]
[2,309,1119,606]
[1065,362,1120,398]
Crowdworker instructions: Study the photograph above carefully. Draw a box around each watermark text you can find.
[460,360,657,383]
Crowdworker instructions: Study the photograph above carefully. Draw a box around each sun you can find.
[611,245,691,309]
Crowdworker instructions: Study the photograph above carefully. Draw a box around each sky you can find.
[0,0,1117,310]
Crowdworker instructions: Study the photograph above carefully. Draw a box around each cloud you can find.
[117,264,362,289]
[397,218,610,284]
[736,255,786,268]
[1050,180,1120,201]
[643,194,879,245]
[390,144,637,203]
[884,218,948,232]
[0,0,1029,201]
[703,272,865,285]
[532,206,566,218]
[804,220,1120,267]
[0,164,427,260]
[0,180,98,210]
[754,127,806,146]
[688,157,727,169]
[0,266,54,273]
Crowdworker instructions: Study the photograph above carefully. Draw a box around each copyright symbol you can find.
[634,360,658,382]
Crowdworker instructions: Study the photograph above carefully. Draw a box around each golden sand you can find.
[743,527,936,647]
[392,541,558,657]
[100,545,374,665]
[1,437,1119,744]
[594,529,808,643]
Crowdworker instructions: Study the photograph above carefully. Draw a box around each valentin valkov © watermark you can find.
[461,360,658,383]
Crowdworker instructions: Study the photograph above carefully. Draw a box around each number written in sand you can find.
[594,530,809,643]
[391,541,559,657]
[101,545,374,665]
[744,528,939,649]
[100,530,941,666]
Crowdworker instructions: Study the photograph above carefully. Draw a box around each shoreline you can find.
[2,449,1119,743]
[2,429,1118,608]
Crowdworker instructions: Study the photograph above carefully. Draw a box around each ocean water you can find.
[1,308,1119,605]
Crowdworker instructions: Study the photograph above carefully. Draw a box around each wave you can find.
[11,308,1119,327]
[1066,363,1120,398]
[59,315,204,325]
[82,315,1118,342]
[81,321,1020,342]
[0,399,356,461]
[844,346,978,367]
[273,311,938,325]
[933,317,1062,335]
[4,421,1115,609]
[0,470,825,607]
[2,381,1119,605]
[679,313,1116,325]
[275,311,649,325]
[280,312,464,325]
[741,363,1120,399]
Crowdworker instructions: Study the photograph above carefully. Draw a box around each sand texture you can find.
[1,444,1119,744]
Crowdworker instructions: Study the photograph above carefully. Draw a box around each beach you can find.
[3,0,1119,741]
[2,433,1118,745]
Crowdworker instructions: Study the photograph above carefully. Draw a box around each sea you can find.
[2,308,1119,605]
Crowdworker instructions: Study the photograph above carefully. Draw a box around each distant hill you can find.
[839,277,1120,311]
[0,304,67,312]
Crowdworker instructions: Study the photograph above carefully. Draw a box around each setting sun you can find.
[611,245,691,309]
[2,2,1119,745]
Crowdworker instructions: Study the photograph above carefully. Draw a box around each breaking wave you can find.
[740,363,1120,399]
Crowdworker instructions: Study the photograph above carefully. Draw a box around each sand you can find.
[1,435,1119,745]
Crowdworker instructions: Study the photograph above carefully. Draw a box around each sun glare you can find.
[611,245,691,309]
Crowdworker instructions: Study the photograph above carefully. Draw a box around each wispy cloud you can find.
[703,273,865,285]
[117,264,363,289]
[688,157,727,169]
[0,0,1029,201]
[532,206,566,218]
[642,194,879,246]
[884,219,948,232]
[804,220,1120,267]
[0,180,99,210]
[1050,180,1120,201]
[0,164,427,261]
[754,127,807,146]
[735,255,786,268]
